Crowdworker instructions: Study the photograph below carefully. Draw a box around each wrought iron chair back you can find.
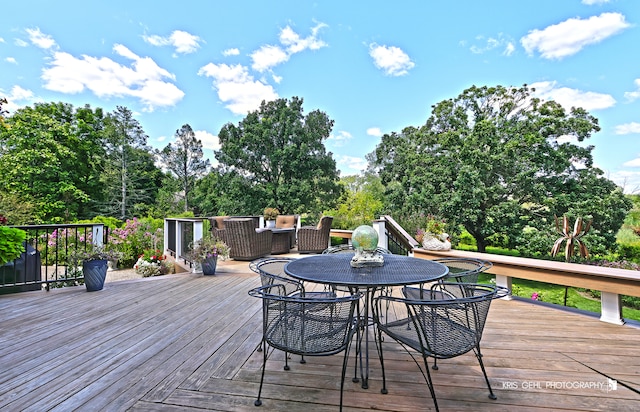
[373,282,508,412]
[249,283,362,410]
[403,257,492,300]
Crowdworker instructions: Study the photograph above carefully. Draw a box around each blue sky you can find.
[1,0,638,192]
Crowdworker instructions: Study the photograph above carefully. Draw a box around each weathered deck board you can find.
[0,257,638,411]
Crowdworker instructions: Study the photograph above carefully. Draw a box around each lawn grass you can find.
[478,273,640,322]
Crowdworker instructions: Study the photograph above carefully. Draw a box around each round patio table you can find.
[285,253,448,390]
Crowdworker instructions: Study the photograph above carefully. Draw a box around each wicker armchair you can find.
[373,283,508,412]
[275,214,298,247]
[249,283,362,410]
[224,218,272,261]
[297,216,333,254]
[209,216,229,242]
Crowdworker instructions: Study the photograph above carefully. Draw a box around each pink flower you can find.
[531,292,539,301]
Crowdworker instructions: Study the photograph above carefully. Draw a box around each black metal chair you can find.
[402,257,493,300]
[249,257,336,299]
[373,283,508,412]
[249,283,362,410]
[249,257,337,364]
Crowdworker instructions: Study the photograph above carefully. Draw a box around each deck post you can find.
[495,274,513,300]
[599,292,624,325]
[373,220,388,250]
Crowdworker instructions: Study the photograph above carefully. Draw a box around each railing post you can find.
[164,219,170,256]
[92,224,104,247]
[600,292,624,325]
[372,220,387,250]
[495,274,513,300]
[193,220,203,244]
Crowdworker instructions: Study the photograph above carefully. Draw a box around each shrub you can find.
[109,218,163,267]
[0,225,27,266]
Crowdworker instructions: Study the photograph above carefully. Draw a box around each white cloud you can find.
[615,122,640,135]
[369,43,415,76]
[623,158,640,167]
[337,155,367,174]
[521,12,630,60]
[582,0,610,4]
[608,170,640,194]
[367,127,382,137]
[223,48,240,56]
[26,27,57,50]
[469,33,515,56]
[0,37,4,43]
[328,130,352,146]
[530,81,616,111]
[0,85,36,112]
[279,23,328,54]
[624,78,640,101]
[143,30,202,55]
[250,23,327,73]
[503,42,515,56]
[251,45,289,72]
[5,57,17,64]
[198,62,278,115]
[41,43,184,112]
[194,129,220,151]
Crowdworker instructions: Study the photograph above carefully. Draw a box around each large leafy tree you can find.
[326,173,385,229]
[371,85,631,253]
[159,124,210,212]
[216,97,342,215]
[0,102,106,222]
[101,106,162,220]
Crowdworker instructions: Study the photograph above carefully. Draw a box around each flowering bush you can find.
[134,259,162,277]
[39,227,94,264]
[188,236,229,263]
[134,249,172,276]
[109,218,163,267]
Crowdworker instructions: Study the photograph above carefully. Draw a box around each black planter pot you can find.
[201,257,218,275]
[83,259,108,291]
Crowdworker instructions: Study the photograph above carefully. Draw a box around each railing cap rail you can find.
[414,248,640,282]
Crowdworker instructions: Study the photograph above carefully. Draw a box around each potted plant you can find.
[134,249,173,277]
[263,207,280,228]
[68,245,121,291]
[415,214,451,251]
[188,236,230,275]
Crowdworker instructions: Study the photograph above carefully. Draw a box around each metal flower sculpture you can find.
[550,215,592,262]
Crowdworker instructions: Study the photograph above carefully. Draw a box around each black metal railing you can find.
[380,215,418,256]
[0,223,107,293]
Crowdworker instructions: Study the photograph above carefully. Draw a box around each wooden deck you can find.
[1,257,639,411]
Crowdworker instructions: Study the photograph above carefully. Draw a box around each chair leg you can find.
[475,347,497,400]
[421,353,440,412]
[284,351,290,371]
[255,339,268,406]
[340,338,353,411]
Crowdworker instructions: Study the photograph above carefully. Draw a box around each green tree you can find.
[370,84,631,253]
[101,106,161,220]
[0,102,103,222]
[159,124,210,212]
[326,173,385,229]
[216,97,342,215]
